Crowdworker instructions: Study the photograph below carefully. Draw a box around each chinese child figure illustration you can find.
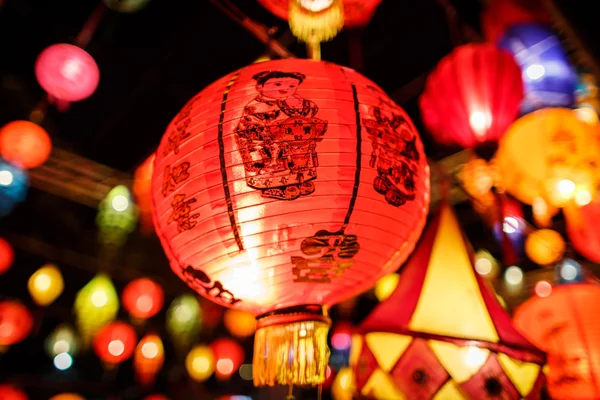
[362,86,420,207]
[234,70,327,200]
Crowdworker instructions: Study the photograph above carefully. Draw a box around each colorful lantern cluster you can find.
[74,274,119,346]
[27,264,64,306]
[0,300,33,348]
[515,282,600,399]
[96,185,138,246]
[0,121,52,169]
[151,59,430,387]
[0,157,28,217]
[351,205,545,399]
[420,44,524,149]
[35,44,100,106]
[499,24,578,114]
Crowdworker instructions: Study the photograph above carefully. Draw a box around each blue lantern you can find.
[0,158,28,217]
[556,258,585,284]
[499,23,578,114]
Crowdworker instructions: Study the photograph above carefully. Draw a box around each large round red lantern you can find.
[151,59,429,387]
[122,278,164,320]
[35,44,100,103]
[420,44,524,149]
[0,121,52,169]
[0,384,28,400]
[210,338,245,380]
[0,237,14,274]
[0,301,33,347]
[93,321,137,364]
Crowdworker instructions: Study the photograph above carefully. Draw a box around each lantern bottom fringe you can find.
[289,0,344,43]
[253,312,331,387]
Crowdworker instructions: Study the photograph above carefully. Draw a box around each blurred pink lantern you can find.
[35,44,100,106]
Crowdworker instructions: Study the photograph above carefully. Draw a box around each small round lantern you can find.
[495,108,600,207]
[0,300,33,347]
[151,59,429,387]
[525,229,566,266]
[0,121,52,169]
[0,385,28,400]
[499,24,578,114]
[224,309,256,338]
[166,294,202,352]
[0,237,14,274]
[122,278,164,320]
[420,44,523,149]
[74,273,119,346]
[0,158,28,217]
[210,338,245,381]
[134,333,165,386]
[96,185,138,246]
[28,264,64,306]
[35,44,100,103]
[93,321,137,365]
[186,345,215,382]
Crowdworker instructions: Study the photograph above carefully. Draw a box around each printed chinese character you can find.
[161,161,191,197]
[168,194,199,232]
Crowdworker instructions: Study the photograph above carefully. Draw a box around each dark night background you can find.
[0,0,597,398]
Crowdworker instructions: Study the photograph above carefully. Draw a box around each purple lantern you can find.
[498,23,577,114]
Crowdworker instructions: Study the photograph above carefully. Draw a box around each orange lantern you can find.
[481,0,551,43]
[351,205,545,399]
[0,384,28,400]
[151,59,429,387]
[514,282,600,399]
[210,338,245,381]
[0,237,14,274]
[133,154,155,234]
[93,321,137,365]
[122,278,164,320]
[564,199,600,263]
[495,108,600,208]
[49,395,85,400]
[134,333,165,386]
[0,300,33,347]
[525,229,566,266]
[223,309,256,338]
[420,44,524,150]
[0,121,52,169]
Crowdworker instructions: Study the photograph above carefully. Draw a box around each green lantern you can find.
[74,274,119,347]
[45,324,79,357]
[166,294,202,353]
[96,185,138,246]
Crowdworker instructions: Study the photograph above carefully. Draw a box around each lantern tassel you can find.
[253,309,330,387]
[289,0,344,43]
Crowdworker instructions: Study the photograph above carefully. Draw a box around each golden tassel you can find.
[253,308,331,387]
[289,0,344,43]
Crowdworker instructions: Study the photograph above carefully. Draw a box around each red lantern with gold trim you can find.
[420,44,524,149]
[0,300,33,347]
[122,278,164,320]
[151,59,430,387]
[93,321,137,365]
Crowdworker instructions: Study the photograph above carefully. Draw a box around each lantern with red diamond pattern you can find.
[350,205,545,399]
[151,59,429,387]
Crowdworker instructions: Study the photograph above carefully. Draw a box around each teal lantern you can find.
[96,185,138,246]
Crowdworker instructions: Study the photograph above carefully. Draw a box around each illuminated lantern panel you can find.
[499,24,578,114]
[420,44,523,149]
[151,59,429,387]
[27,264,64,306]
[74,274,119,346]
[514,283,600,400]
[495,108,600,208]
[0,300,33,347]
[35,43,99,103]
[0,157,29,217]
[93,321,137,365]
[565,199,600,263]
[103,0,151,12]
[134,334,165,386]
[525,229,566,266]
[186,345,215,382]
[351,206,545,399]
[481,0,551,43]
[210,338,245,380]
[0,237,14,274]
[122,278,164,320]
[0,385,28,400]
[0,121,52,169]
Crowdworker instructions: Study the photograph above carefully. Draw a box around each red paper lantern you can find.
[151,59,429,387]
[0,121,52,169]
[122,278,164,319]
[93,321,137,364]
[564,200,600,263]
[0,237,14,274]
[257,0,382,27]
[481,0,551,43]
[420,44,524,149]
[35,44,100,103]
[0,384,28,400]
[0,301,33,347]
[210,338,245,380]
